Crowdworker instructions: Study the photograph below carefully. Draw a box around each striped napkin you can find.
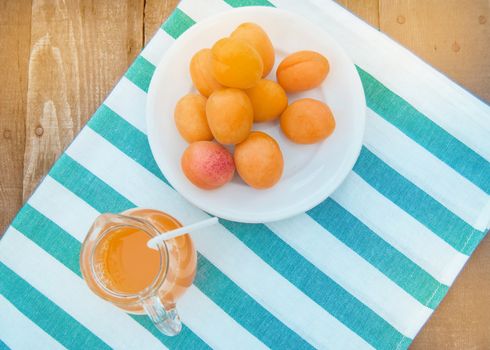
[1,0,489,349]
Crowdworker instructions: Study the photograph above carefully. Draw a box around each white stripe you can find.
[65,128,373,349]
[365,109,490,231]
[104,77,148,133]
[0,295,66,350]
[331,172,468,286]
[141,29,174,66]
[272,0,490,161]
[119,1,489,229]
[28,183,267,349]
[29,176,99,241]
[267,214,432,338]
[179,286,268,350]
[481,201,490,230]
[189,223,372,349]
[124,1,489,229]
[178,0,231,23]
[0,228,168,350]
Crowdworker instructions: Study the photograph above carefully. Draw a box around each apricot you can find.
[206,88,253,145]
[234,131,283,189]
[245,79,288,122]
[276,51,329,92]
[211,37,263,89]
[174,94,213,143]
[230,22,274,77]
[189,49,223,97]
[181,141,235,190]
[280,98,336,144]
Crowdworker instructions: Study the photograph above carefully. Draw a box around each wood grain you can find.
[0,1,489,349]
[376,4,490,346]
[380,0,490,101]
[0,0,31,231]
[335,0,380,28]
[144,0,180,45]
[22,0,144,200]
[412,235,490,349]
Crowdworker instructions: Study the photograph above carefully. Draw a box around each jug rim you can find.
[86,213,169,300]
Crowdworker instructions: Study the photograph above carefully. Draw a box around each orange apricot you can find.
[211,37,263,89]
[181,141,235,190]
[234,131,283,189]
[189,49,223,97]
[230,22,275,77]
[280,98,336,144]
[276,50,329,92]
[174,94,213,143]
[245,79,288,122]
[206,88,253,145]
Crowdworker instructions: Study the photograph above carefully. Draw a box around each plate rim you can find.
[146,6,366,223]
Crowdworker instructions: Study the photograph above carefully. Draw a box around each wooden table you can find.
[0,1,488,348]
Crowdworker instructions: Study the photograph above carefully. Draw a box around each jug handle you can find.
[141,295,182,336]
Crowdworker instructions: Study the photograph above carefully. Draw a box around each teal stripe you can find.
[12,204,81,275]
[195,254,313,350]
[0,340,9,350]
[81,89,432,344]
[358,67,490,194]
[308,199,448,308]
[398,337,413,350]
[0,262,110,350]
[12,202,209,349]
[49,157,312,348]
[220,220,409,350]
[49,154,134,213]
[88,105,166,182]
[355,147,485,255]
[224,0,274,6]
[162,8,196,39]
[223,0,490,194]
[130,316,210,350]
[81,103,413,345]
[160,2,273,45]
[218,0,487,250]
[84,105,448,306]
[125,56,155,92]
[15,186,423,347]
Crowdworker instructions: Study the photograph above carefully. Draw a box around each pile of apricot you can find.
[174,22,336,190]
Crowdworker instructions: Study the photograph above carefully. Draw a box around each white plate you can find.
[147,7,365,223]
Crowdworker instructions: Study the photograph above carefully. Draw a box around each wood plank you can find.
[1,1,488,349]
[377,2,490,349]
[411,235,490,349]
[335,0,380,29]
[143,0,180,45]
[0,0,32,233]
[379,0,490,101]
[22,0,144,200]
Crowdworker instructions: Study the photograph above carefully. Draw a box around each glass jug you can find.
[80,208,197,336]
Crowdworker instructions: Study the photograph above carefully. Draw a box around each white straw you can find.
[147,217,219,250]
